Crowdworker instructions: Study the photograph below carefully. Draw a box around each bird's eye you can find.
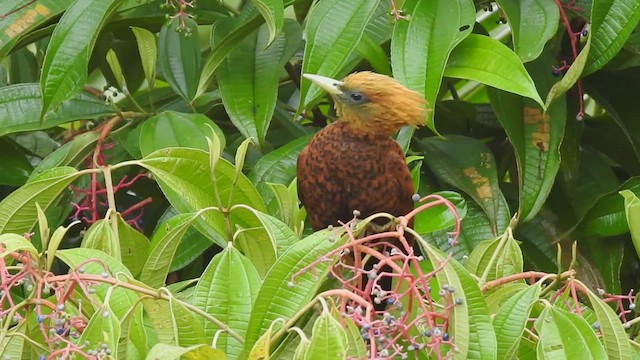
[350,93,363,101]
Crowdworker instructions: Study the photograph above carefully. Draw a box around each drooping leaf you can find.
[487,51,566,222]
[249,0,284,45]
[445,34,544,108]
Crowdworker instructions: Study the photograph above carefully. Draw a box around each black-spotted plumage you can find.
[297,121,415,231]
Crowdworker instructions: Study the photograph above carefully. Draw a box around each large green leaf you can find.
[39,0,122,118]
[0,167,82,234]
[445,34,544,107]
[420,240,497,359]
[304,309,347,359]
[418,135,510,235]
[391,0,475,133]
[585,286,633,359]
[216,19,301,147]
[0,84,114,136]
[496,0,559,62]
[299,0,381,107]
[493,283,541,358]
[0,0,73,59]
[534,305,593,359]
[487,51,566,222]
[193,246,261,359]
[158,17,201,102]
[138,148,266,248]
[241,230,346,357]
[131,26,157,87]
[141,213,200,288]
[584,0,640,74]
[139,111,225,156]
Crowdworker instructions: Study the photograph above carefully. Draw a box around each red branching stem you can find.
[554,0,585,118]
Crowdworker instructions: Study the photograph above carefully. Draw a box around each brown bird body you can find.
[297,71,426,231]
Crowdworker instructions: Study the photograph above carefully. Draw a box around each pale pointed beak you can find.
[303,73,344,96]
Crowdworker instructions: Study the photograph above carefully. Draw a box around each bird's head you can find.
[303,71,426,137]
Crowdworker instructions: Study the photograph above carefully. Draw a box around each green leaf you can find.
[81,218,119,260]
[418,135,510,234]
[193,246,261,359]
[141,213,200,288]
[299,0,381,107]
[79,304,121,356]
[106,48,126,91]
[249,0,284,45]
[139,111,225,156]
[493,283,541,359]
[0,84,114,136]
[414,191,468,235]
[581,178,640,237]
[0,234,38,257]
[131,26,157,87]
[496,0,559,62]
[585,286,633,359]
[487,51,566,222]
[158,17,201,102]
[534,305,593,359]
[242,230,347,357]
[445,34,544,108]
[391,0,475,132]
[217,19,301,146]
[621,190,640,260]
[30,131,99,180]
[0,167,81,234]
[231,205,298,276]
[56,248,139,320]
[0,0,73,59]
[545,37,591,108]
[249,136,311,203]
[465,234,523,281]
[138,148,266,248]
[116,213,149,277]
[146,344,226,360]
[420,240,497,359]
[39,0,122,118]
[584,0,640,74]
[0,321,25,359]
[561,309,607,358]
[304,309,348,359]
[0,138,32,186]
